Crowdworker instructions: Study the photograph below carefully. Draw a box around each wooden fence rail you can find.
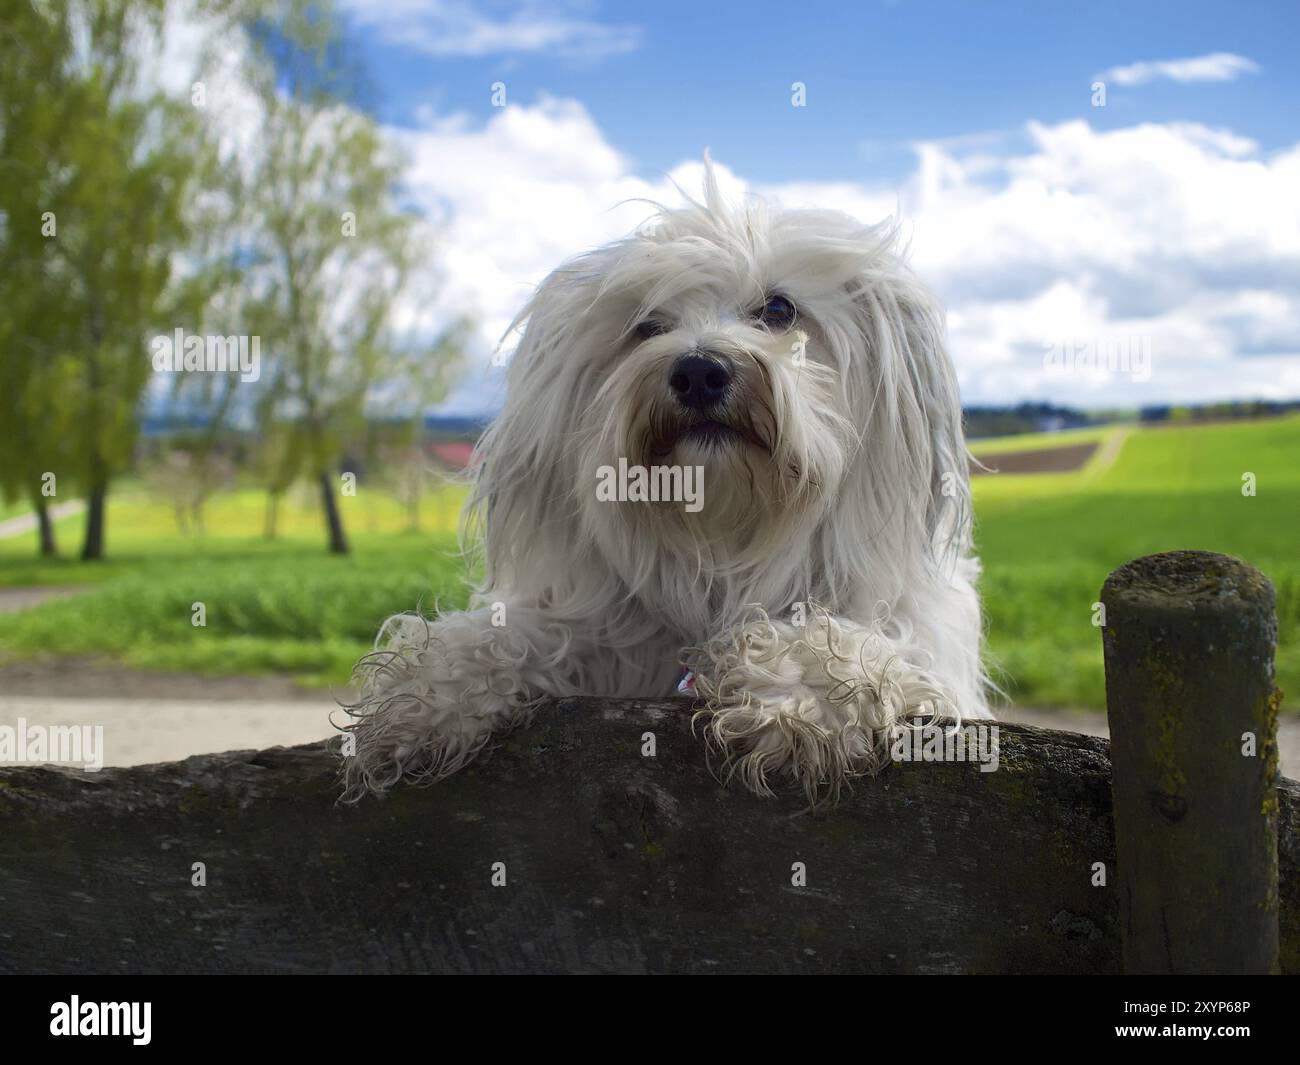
[0,550,1294,974]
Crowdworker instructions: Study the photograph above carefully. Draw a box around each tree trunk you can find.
[319,471,349,555]
[33,495,58,558]
[264,491,280,540]
[80,483,107,561]
[82,314,108,562]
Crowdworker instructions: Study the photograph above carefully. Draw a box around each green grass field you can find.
[0,485,471,685]
[0,415,1295,708]
[972,416,1298,709]
[968,423,1120,455]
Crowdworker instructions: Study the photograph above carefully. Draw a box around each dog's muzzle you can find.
[669,352,732,411]
[645,350,771,459]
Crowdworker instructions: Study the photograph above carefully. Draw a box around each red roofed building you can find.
[429,441,476,470]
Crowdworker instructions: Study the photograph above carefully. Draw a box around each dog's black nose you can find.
[669,353,732,410]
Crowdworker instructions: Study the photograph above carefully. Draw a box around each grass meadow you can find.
[0,415,1295,709]
[974,416,1298,709]
[0,484,471,686]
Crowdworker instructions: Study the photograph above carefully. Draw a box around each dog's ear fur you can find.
[467,261,607,596]
[838,249,972,582]
[888,275,972,561]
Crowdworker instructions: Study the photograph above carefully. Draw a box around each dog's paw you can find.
[336,612,540,802]
[688,606,955,806]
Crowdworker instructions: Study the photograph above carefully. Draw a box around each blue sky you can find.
[348,0,1299,181]
[328,0,1300,413]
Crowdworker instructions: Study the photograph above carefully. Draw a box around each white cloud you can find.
[1099,52,1260,87]
[392,101,1300,413]
[389,99,745,411]
[877,120,1300,405]
[339,0,640,60]
[137,9,1299,416]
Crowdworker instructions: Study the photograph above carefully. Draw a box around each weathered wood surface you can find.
[1,697,1297,974]
[1102,551,1280,974]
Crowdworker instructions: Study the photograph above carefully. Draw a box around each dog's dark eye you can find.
[634,318,671,342]
[757,294,797,330]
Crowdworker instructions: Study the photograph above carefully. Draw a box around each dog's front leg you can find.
[688,607,958,806]
[338,604,576,800]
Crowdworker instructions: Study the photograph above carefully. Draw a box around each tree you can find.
[0,0,212,561]
[0,0,80,555]
[239,0,432,554]
[143,446,235,535]
[371,325,467,532]
[2,0,462,562]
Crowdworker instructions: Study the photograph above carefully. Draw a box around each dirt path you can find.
[0,586,85,614]
[0,500,84,541]
[0,695,337,767]
[1084,427,1129,477]
[0,659,343,768]
[0,656,329,700]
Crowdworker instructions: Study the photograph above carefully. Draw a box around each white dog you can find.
[340,168,990,806]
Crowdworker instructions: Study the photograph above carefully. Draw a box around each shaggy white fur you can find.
[688,604,969,806]
[339,164,991,805]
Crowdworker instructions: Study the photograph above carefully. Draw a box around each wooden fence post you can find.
[1101,550,1281,974]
